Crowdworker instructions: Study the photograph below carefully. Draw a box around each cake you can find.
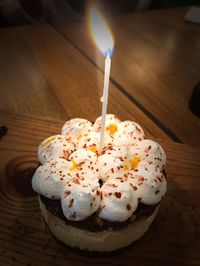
[32,114,167,252]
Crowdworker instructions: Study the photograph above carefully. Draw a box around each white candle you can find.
[87,7,114,152]
[99,53,111,151]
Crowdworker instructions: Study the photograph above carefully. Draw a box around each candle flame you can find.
[87,7,114,57]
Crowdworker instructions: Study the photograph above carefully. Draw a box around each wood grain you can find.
[0,17,199,266]
[0,24,169,140]
[57,7,200,145]
[0,113,199,266]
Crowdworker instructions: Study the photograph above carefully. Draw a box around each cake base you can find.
[38,196,159,252]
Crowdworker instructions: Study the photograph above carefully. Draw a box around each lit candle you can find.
[99,53,111,151]
[87,7,114,151]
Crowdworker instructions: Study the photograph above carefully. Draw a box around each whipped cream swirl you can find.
[38,135,74,164]
[32,114,167,222]
[32,158,70,199]
[61,178,101,221]
[99,179,138,222]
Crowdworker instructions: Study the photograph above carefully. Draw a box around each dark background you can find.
[0,0,200,27]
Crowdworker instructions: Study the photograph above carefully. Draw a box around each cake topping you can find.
[128,161,167,205]
[76,131,100,151]
[99,180,138,222]
[61,178,101,221]
[68,149,99,180]
[114,121,145,147]
[32,158,70,199]
[93,114,121,133]
[98,146,132,181]
[38,135,74,164]
[33,114,167,222]
[130,139,166,170]
[93,114,122,146]
[130,155,141,169]
[106,123,118,135]
[61,118,93,137]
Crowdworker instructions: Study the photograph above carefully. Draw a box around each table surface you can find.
[57,7,200,145]
[0,6,200,266]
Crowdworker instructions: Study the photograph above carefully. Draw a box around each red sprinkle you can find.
[96,190,100,196]
[64,190,71,197]
[126,204,131,211]
[69,198,74,208]
[73,179,80,185]
[115,192,121,198]
[130,184,138,191]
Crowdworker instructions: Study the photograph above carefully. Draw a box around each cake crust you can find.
[38,196,159,252]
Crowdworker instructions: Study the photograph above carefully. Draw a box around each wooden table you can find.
[0,7,200,266]
[57,7,200,145]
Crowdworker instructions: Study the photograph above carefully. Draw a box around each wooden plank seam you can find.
[54,26,182,144]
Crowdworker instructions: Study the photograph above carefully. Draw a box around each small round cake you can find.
[32,114,167,253]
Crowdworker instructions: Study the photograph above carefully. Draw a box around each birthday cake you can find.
[32,114,167,252]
